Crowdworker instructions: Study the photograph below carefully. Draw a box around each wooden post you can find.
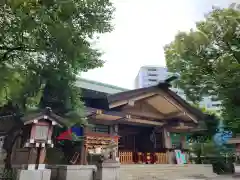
[163,128,172,149]
[38,147,46,164]
[28,148,38,168]
[110,124,118,160]
[180,135,186,149]
[180,134,189,163]
[163,128,174,164]
[83,146,88,165]
[80,127,86,165]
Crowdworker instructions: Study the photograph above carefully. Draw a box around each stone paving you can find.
[129,174,240,180]
[175,174,240,180]
[174,174,240,180]
[120,165,240,180]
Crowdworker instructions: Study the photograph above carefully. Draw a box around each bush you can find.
[212,157,235,174]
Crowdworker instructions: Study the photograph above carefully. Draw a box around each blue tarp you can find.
[214,131,232,145]
[71,126,83,137]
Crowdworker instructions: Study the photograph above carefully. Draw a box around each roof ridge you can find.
[76,77,130,91]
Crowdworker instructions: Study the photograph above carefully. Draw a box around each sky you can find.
[82,0,234,89]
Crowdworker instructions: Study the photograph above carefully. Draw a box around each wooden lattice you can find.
[118,151,133,164]
[155,152,168,164]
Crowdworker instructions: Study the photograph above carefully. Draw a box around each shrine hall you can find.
[80,80,206,164]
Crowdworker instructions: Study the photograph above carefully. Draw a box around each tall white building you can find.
[135,66,168,88]
[135,66,221,112]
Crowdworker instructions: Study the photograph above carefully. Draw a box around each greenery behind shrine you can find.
[164,7,240,169]
[0,0,115,126]
[164,7,240,136]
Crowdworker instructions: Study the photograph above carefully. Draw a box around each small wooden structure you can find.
[22,108,65,169]
[1,108,65,168]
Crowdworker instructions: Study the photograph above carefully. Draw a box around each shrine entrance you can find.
[118,124,168,164]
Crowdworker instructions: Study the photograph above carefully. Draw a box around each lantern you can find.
[22,108,64,169]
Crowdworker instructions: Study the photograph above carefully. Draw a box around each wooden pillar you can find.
[163,128,171,148]
[80,127,86,165]
[110,124,118,160]
[39,147,46,164]
[83,146,88,165]
[180,134,189,163]
[28,148,38,164]
[163,128,174,164]
[180,135,186,149]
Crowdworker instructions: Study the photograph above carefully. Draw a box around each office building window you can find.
[148,79,157,82]
[148,73,157,77]
[148,68,157,71]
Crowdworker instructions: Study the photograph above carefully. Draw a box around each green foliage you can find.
[187,106,220,164]
[164,7,240,134]
[190,140,218,158]
[201,140,220,157]
[188,106,220,143]
[0,0,115,124]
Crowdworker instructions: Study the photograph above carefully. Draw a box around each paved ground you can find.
[211,174,240,179]
[134,174,240,180]
[130,176,240,180]
[175,174,240,180]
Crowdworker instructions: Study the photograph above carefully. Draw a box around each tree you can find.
[0,0,115,123]
[0,0,115,167]
[164,7,240,135]
[189,110,219,143]
[187,109,220,164]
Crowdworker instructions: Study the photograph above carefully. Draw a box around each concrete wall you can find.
[17,169,51,180]
[47,163,120,180]
[9,163,120,180]
[47,165,97,180]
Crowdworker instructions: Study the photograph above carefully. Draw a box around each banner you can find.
[174,149,186,164]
